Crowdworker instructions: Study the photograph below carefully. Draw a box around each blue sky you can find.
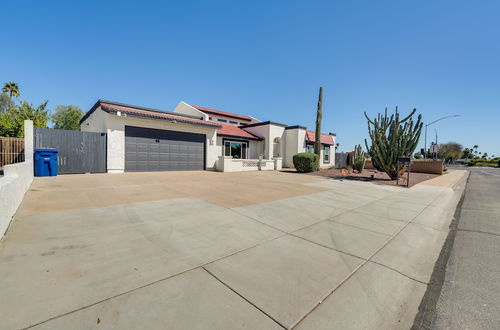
[2,0,499,156]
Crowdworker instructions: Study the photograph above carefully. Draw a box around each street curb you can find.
[411,171,470,329]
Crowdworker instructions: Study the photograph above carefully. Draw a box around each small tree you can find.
[462,148,473,160]
[314,86,323,156]
[438,142,463,163]
[364,107,423,180]
[0,93,14,113]
[52,105,84,130]
[0,100,50,137]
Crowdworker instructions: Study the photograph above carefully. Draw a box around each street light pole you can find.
[423,114,460,158]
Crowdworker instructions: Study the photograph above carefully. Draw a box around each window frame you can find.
[217,118,228,123]
[222,139,249,159]
[323,145,330,162]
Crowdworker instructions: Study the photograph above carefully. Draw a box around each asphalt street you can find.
[427,167,500,329]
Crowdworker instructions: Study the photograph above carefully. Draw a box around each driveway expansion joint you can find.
[289,184,456,329]
[202,266,288,330]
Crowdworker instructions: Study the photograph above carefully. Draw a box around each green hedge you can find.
[293,152,320,173]
[467,158,499,167]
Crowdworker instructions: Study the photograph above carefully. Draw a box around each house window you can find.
[224,141,248,159]
[229,120,238,125]
[306,144,314,153]
[218,118,227,123]
[209,117,213,120]
[323,145,330,162]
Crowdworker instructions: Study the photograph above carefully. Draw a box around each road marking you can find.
[477,170,500,178]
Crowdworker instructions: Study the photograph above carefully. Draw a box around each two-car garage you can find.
[124,126,206,172]
[80,100,221,173]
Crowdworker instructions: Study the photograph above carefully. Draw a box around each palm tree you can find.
[473,145,479,157]
[2,82,20,100]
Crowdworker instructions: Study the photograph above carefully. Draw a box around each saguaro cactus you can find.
[352,144,366,172]
[314,87,323,156]
[364,107,423,179]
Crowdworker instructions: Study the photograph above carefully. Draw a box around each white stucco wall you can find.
[81,106,108,132]
[82,109,219,172]
[175,101,261,125]
[0,120,34,237]
[318,134,336,167]
[241,125,269,158]
[173,101,209,120]
[283,127,307,167]
[268,125,285,158]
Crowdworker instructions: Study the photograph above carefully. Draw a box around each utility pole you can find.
[423,114,460,158]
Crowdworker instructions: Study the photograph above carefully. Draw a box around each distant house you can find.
[80,100,335,172]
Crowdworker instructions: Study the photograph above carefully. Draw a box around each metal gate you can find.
[34,128,107,174]
[335,152,350,168]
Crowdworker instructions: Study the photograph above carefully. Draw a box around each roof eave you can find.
[217,133,262,141]
[104,108,221,129]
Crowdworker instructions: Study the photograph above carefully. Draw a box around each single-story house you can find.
[80,100,336,173]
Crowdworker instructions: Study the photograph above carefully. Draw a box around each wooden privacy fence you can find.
[0,137,25,168]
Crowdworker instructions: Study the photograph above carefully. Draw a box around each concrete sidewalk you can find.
[0,170,468,329]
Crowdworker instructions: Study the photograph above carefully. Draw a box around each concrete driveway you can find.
[0,170,467,329]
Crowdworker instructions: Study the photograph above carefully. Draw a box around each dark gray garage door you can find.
[125,126,205,172]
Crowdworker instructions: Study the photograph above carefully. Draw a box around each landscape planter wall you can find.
[410,160,444,175]
[364,160,374,169]
[0,120,33,237]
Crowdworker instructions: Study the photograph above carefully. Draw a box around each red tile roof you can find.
[306,130,334,145]
[218,122,261,140]
[190,104,253,122]
[100,103,221,129]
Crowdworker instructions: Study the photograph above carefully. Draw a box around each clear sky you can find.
[2,0,499,156]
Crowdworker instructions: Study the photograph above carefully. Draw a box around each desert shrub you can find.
[467,158,498,167]
[293,152,320,173]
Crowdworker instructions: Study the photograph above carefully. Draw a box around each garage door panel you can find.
[125,126,205,172]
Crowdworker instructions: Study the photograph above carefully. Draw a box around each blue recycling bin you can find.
[34,148,58,177]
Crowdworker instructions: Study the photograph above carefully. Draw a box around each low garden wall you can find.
[216,156,282,172]
[410,160,443,175]
[363,159,443,175]
[0,161,33,236]
[0,120,33,237]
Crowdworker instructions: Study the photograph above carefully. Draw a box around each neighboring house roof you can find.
[305,130,335,145]
[190,104,253,122]
[240,120,288,128]
[217,122,262,140]
[81,100,221,129]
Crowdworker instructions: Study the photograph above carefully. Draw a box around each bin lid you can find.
[34,148,58,153]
